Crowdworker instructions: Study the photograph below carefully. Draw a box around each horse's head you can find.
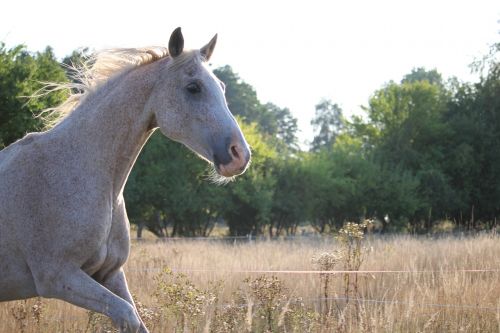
[150,28,250,180]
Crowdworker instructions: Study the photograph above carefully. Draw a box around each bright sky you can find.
[2,0,499,146]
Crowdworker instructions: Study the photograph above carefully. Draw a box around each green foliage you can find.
[310,99,345,151]
[123,65,300,236]
[61,47,91,71]
[125,132,225,237]
[354,64,500,230]
[2,41,499,235]
[125,120,279,237]
[0,43,68,148]
[269,156,308,236]
[213,65,264,123]
[223,121,278,236]
[61,47,92,89]
[442,55,500,226]
[214,65,299,151]
[402,67,444,86]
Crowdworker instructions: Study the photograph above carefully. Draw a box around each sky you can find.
[1,0,499,146]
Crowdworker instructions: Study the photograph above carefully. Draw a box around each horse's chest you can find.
[82,209,130,279]
[82,244,108,276]
[82,238,129,280]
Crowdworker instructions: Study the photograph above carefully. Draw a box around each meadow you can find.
[0,230,499,332]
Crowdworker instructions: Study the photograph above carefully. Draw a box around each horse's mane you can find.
[40,47,200,128]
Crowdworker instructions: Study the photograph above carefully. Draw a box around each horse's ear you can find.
[168,27,184,58]
[200,34,217,61]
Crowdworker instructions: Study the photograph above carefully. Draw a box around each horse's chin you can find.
[207,164,235,185]
[218,163,249,177]
[190,148,242,185]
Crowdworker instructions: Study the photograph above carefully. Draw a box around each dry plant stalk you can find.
[311,251,342,319]
[245,275,288,332]
[10,301,28,333]
[154,268,216,331]
[336,220,373,301]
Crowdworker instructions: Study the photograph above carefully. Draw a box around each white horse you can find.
[0,28,250,333]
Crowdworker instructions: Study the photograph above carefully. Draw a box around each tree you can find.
[61,47,92,87]
[265,103,299,150]
[402,67,443,86]
[442,44,500,227]
[268,156,307,236]
[0,44,68,148]
[3,42,498,235]
[214,66,299,150]
[213,65,265,123]
[223,121,278,236]
[125,66,295,237]
[310,99,345,151]
[125,132,225,237]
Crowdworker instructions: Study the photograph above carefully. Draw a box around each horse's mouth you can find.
[217,162,249,178]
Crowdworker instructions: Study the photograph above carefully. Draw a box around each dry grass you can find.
[1,233,499,332]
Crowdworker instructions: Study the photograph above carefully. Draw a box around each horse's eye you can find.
[186,82,201,94]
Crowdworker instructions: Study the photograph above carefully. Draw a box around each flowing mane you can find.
[41,46,201,127]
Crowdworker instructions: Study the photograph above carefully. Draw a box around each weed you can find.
[155,268,216,331]
[134,294,161,330]
[244,275,288,332]
[209,302,246,333]
[85,311,116,333]
[283,298,321,333]
[31,297,43,325]
[1,234,499,332]
[336,220,372,300]
[312,250,342,318]
[10,301,28,333]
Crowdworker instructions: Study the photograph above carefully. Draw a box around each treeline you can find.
[1,42,499,235]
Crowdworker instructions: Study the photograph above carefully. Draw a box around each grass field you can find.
[0,231,499,332]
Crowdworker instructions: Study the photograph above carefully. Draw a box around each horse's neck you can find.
[54,63,159,198]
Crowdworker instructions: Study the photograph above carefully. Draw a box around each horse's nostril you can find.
[231,145,240,160]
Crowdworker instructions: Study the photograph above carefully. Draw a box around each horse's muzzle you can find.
[214,138,251,177]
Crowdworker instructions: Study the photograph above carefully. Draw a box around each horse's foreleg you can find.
[103,268,149,333]
[31,266,141,333]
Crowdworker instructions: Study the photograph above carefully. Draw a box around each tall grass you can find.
[1,233,498,332]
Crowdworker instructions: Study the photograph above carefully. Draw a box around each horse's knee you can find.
[115,303,141,333]
[30,265,140,333]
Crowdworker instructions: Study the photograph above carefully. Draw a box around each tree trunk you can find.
[276,218,283,237]
[172,220,178,237]
[471,205,475,230]
[137,222,144,239]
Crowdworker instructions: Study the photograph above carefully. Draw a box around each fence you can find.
[131,229,499,243]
